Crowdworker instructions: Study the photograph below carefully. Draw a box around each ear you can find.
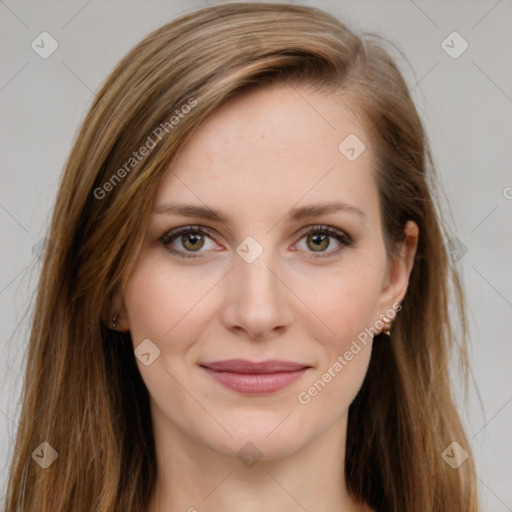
[377,220,419,313]
[103,285,131,332]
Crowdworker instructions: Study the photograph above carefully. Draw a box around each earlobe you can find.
[104,286,131,332]
[109,316,130,332]
[109,312,130,333]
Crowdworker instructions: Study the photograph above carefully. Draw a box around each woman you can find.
[5,3,479,511]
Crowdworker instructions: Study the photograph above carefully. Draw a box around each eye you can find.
[159,224,353,260]
[160,226,217,259]
[295,225,353,258]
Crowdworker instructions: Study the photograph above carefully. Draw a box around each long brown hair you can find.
[5,3,479,511]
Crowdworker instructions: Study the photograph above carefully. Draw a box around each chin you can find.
[197,412,313,463]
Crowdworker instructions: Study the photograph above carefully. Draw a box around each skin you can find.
[112,84,419,512]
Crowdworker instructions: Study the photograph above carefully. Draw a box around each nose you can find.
[219,250,294,340]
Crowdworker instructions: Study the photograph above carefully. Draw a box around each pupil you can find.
[309,234,328,251]
[184,233,203,250]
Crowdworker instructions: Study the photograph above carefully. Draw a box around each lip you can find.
[200,359,310,395]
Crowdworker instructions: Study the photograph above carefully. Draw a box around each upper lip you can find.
[200,359,310,374]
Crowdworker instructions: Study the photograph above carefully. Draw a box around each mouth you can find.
[199,359,311,395]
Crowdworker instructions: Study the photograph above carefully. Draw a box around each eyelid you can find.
[160,224,216,243]
[159,223,353,259]
[293,224,353,258]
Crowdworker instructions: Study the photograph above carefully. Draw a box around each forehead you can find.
[154,84,379,225]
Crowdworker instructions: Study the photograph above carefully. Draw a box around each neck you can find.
[146,402,370,512]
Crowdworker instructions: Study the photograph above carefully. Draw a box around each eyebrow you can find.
[152,201,366,224]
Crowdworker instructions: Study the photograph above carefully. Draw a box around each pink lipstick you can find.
[200,359,309,395]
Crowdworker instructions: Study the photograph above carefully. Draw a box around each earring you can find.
[112,315,118,330]
[381,315,392,337]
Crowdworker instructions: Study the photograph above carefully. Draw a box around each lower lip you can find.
[202,367,308,395]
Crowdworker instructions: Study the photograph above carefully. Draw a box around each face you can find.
[114,84,416,461]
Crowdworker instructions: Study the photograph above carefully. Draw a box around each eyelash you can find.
[159,224,353,260]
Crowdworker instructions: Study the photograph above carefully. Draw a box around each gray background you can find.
[1,0,511,509]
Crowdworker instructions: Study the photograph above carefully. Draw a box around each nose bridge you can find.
[221,241,292,337]
[238,252,278,303]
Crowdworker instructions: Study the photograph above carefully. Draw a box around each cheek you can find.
[123,256,215,349]
[295,268,379,415]
[291,259,383,405]
[296,342,372,433]
[293,259,385,346]
[122,259,211,418]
